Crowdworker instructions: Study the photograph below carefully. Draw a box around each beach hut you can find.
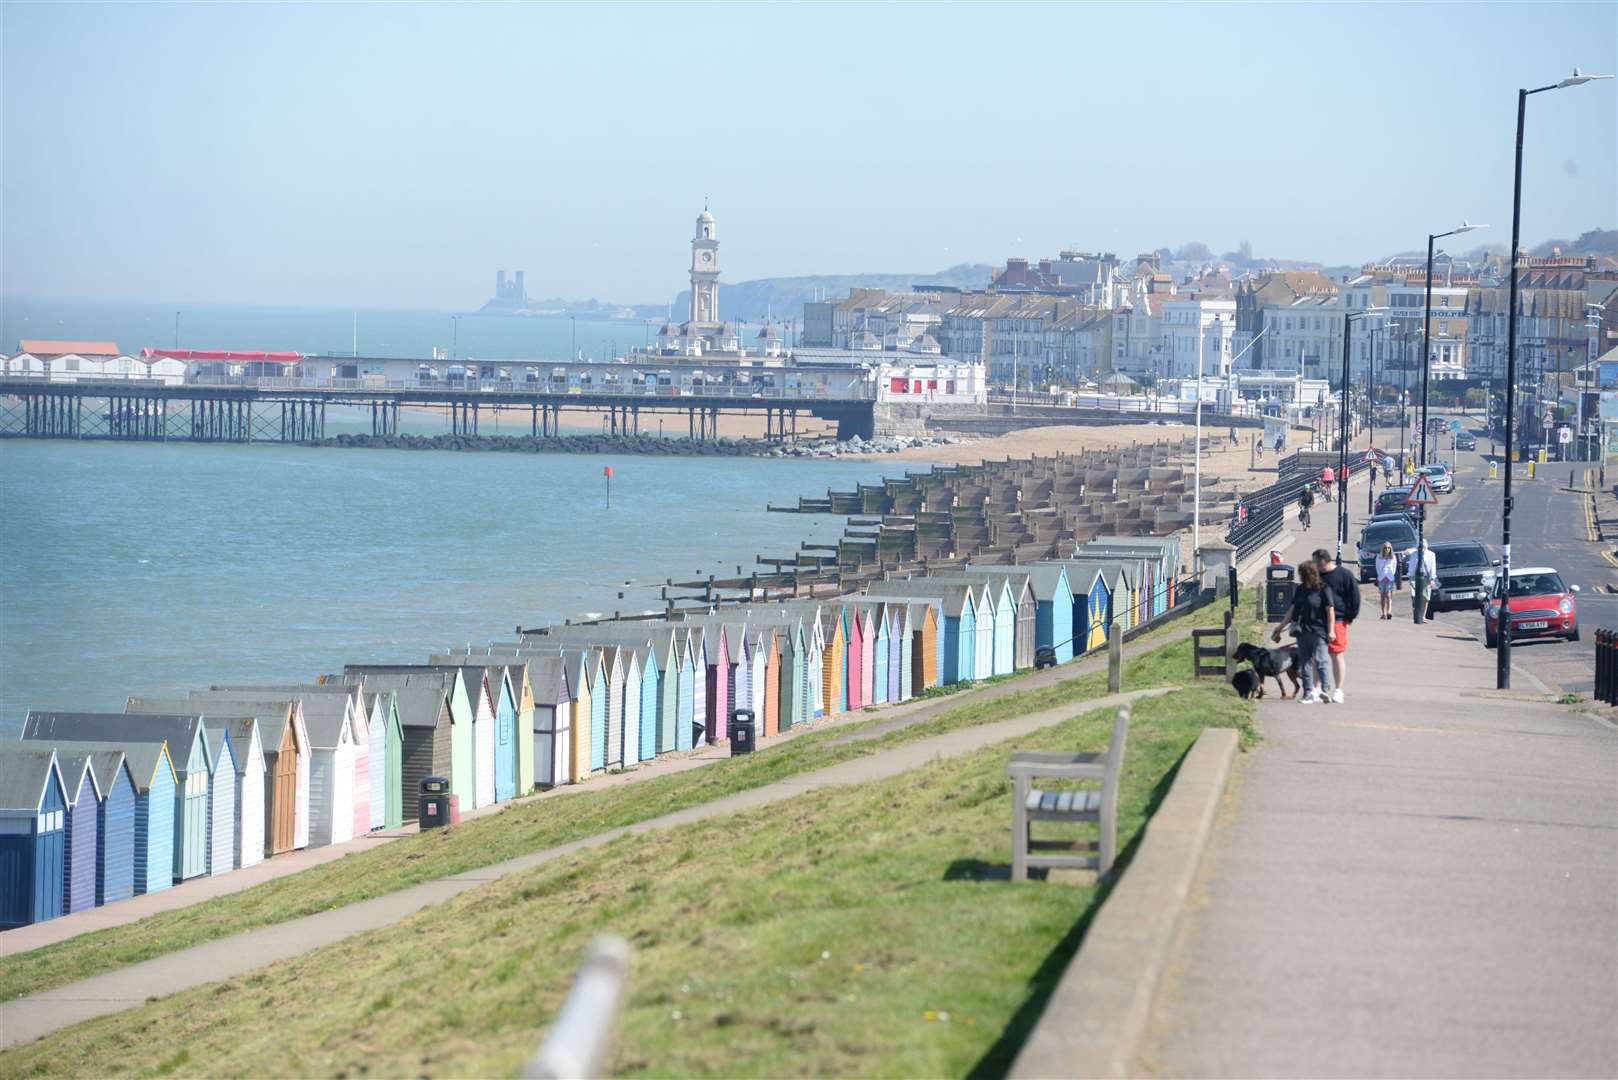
[490,667,519,801]
[219,718,266,869]
[458,666,497,807]
[1081,536,1181,616]
[1019,564,1076,663]
[701,623,733,742]
[301,696,356,846]
[819,607,845,715]
[630,643,658,763]
[0,747,67,929]
[343,666,473,815]
[498,659,537,793]
[526,656,572,787]
[203,729,237,875]
[890,605,910,702]
[362,689,404,830]
[596,646,625,769]
[650,630,681,755]
[768,603,822,722]
[55,751,101,914]
[387,685,453,824]
[907,602,940,690]
[867,603,890,707]
[560,650,594,780]
[844,604,866,709]
[1058,562,1115,652]
[672,628,698,750]
[682,626,706,747]
[87,750,137,904]
[187,694,306,854]
[945,572,1035,673]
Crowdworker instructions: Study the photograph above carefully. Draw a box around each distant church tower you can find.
[689,204,719,326]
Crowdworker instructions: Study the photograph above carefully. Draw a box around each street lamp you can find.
[1420,223,1487,470]
[1498,68,1612,689]
[1337,309,1383,558]
[1193,314,1219,567]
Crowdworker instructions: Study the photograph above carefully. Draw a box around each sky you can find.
[3,2,1614,311]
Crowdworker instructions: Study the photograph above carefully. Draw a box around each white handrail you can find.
[523,936,632,1080]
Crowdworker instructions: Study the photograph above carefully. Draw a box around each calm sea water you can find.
[0,439,902,735]
[3,297,676,363]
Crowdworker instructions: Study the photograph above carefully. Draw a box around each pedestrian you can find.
[1315,547,1359,703]
[1375,540,1399,620]
[1229,424,1238,444]
[1272,561,1336,704]
[1406,539,1438,622]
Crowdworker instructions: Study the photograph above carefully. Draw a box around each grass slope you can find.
[1,687,1252,1078]
[0,604,1251,1006]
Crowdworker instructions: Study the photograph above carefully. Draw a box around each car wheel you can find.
[1569,625,1580,642]
[1484,628,1498,649]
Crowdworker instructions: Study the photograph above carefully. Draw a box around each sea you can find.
[0,298,902,735]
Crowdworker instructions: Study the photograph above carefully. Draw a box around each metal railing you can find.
[982,391,1267,419]
[1223,452,1376,562]
[175,375,864,400]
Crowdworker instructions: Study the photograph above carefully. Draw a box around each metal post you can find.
[1337,314,1352,558]
[1420,231,1437,471]
[1498,87,1528,686]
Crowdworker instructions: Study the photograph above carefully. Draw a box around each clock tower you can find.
[689,206,720,326]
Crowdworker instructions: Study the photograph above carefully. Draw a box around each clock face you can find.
[701,251,712,263]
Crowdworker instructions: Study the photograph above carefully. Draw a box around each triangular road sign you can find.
[1363,449,1377,465]
[1407,473,1438,504]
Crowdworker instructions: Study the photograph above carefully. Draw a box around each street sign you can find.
[1558,426,1573,444]
[1407,473,1438,504]
[1363,449,1377,465]
[1449,419,1461,432]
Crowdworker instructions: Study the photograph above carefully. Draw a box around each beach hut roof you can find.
[52,749,102,804]
[89,749,134,795]
[1021,564,1073,600]
[525,656,570,707]
[0,747,63,816]
[296,695,352,748]
[18,738,172,793]
[392,686,451,729]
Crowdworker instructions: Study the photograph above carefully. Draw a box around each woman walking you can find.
[1375,540,1399,620]
[1272,562,1336,703]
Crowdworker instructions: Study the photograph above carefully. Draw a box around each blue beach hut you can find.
[55,751,102,914]
[88,750,137,906]
[0,746,67,929]
[1022,564,1076,663]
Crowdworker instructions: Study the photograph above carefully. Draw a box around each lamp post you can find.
[1411,223,1488,625]
[1193,314,1218,568]
[1337,310,1381,558]
[1420,224,1487,470]
[1498,68,1612,687]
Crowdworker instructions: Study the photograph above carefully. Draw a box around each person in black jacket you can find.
[1272,562,1336,703]
[1314,547,1361,703]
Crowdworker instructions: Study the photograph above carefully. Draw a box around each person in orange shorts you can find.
[1314,547,1359,703]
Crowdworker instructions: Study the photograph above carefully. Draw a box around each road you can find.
[1354,416,1618,694]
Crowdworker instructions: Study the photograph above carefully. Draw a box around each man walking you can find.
[1406,540,1437,622]
[1315,547,1360,703]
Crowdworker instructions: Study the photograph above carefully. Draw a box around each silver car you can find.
[1418,464,1454,494]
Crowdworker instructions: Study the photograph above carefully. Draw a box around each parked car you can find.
[1418,463,1454,494]
[1455,432,1477,451]
[1375,486,1426,524]
[1484,567,1580,647]
[1368,508,1418,529]
[1427,540,1496,614]
[1357,518,1419,582]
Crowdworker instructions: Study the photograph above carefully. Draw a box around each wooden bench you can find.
[1007,705,1129,881]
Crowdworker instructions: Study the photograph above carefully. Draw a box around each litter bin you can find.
[1265,563,1296,623]
[730,709,756,755]
[419,775,451,829]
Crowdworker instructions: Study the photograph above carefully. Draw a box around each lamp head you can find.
[1452,221,1488,236]
[1557,68,1613,88]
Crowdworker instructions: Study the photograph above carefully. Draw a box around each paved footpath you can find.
[1139,504,1618,1077]
[0,685,1170,1050]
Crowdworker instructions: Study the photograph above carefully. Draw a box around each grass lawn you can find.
[0,602,1257,1007]
[1,686,1254,1078]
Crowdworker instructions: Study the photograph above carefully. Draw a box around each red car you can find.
[1484,567,1580,648]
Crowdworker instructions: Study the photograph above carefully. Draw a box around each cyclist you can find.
[1320,463,1335,501]
[1299,483,1315,529]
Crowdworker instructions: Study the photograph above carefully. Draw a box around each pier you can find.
[0,373,879,444]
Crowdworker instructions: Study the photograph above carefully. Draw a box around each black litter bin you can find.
[419,775,451,829]
[730,709,756,755]
[1265,564,1296,623]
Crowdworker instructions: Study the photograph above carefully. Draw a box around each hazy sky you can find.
[4,2,1614,310]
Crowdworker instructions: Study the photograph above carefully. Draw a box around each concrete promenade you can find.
[1,685,1172,1050]
[1139,503,1618,1077]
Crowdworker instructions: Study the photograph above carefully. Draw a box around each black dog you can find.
[1232,642,1300,699]
[1230,668,1260,699]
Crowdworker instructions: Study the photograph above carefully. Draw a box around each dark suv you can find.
[1428,540,1496,614]
[1357,518,1419,582]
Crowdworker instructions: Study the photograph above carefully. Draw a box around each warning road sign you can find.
[1363,449,1377,465]
[1406,473,1438,504]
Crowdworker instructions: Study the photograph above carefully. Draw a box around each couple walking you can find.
[1272,548,1359,704]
